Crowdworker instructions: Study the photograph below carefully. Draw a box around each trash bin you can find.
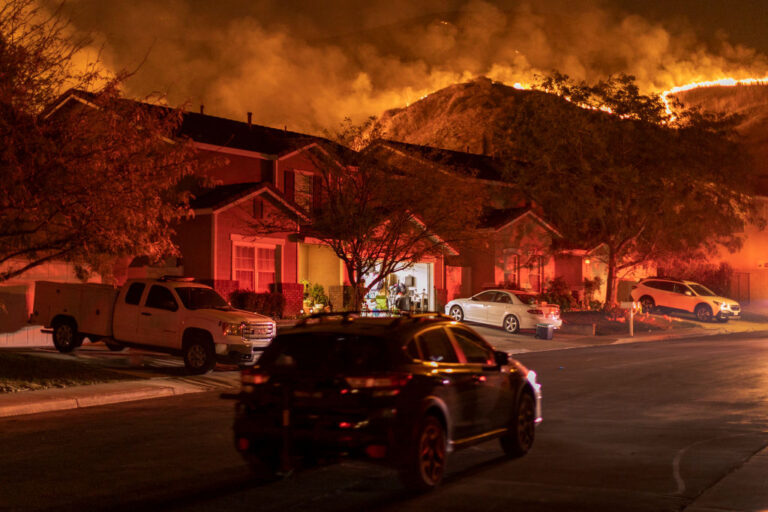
[535,323,554,340]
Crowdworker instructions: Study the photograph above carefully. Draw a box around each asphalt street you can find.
[1,332,767,511]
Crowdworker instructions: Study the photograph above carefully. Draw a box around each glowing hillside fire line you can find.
[661,77,768,117]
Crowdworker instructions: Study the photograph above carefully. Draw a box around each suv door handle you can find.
[141,312,152,316]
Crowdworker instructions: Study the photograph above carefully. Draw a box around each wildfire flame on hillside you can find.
[661,77,768,117]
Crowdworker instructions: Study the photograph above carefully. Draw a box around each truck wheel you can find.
[52,319,83,353]
[183,334,216,374]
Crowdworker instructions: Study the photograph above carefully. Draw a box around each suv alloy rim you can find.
[419,418,446,486]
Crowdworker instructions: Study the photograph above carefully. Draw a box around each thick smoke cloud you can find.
[50,0,768,134]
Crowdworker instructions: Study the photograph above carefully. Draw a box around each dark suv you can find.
[223,312,542,491]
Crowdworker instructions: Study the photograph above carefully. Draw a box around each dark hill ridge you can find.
[376,77,586,156]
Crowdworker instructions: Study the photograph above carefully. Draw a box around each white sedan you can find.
[445,289,562,334]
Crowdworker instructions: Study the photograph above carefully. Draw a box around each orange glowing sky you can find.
[46,0,768,134]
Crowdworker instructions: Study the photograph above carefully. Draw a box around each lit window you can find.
[234,244,277,292]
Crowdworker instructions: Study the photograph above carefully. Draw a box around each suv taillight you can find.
[345,374,412,389]
[241,370,270,385]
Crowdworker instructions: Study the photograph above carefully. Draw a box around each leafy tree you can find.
[254,118,486,311]
[501,73,760,304]
[0,0,202,282]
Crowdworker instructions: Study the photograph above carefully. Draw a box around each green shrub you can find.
[229,290,286,318]
[539,276,578,311]
[301,280,329,306]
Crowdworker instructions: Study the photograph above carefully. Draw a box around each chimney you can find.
[247,112,252,128]
[200,105,204,115]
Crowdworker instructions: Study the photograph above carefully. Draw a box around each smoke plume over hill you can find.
[48,0,768,134]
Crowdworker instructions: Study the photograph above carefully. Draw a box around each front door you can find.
[464,291,496,322]
[138,285,180,349]
[415,326,477,440]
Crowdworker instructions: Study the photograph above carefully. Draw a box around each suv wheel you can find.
[245,444,282,481]
[399,415,446,492]
[500,391,536,458]
[695,304,713,323]
[183,334,216,374]
[639,296,655,314]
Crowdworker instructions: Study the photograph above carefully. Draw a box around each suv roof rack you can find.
[295,311,362,327]
[294,311,454,328]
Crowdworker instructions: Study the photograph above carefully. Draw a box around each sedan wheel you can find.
[449,306,464,322]
[503,314,520,334]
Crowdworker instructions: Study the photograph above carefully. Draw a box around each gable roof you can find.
[44,89,353,161]
[190,182,310,221]
[478,207,562,237]
[368,139,530,182]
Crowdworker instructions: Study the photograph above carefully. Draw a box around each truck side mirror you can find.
[494,350,510,367]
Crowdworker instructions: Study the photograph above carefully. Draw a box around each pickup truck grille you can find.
[242,322,275,341]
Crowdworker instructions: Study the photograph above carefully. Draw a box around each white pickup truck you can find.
[30,277,277,374]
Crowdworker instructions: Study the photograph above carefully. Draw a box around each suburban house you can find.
[366,140,602,303]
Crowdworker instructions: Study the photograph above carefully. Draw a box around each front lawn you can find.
[561,310,700,335]
[0,350,131,393]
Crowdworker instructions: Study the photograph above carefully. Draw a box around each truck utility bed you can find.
[31,281,118,337]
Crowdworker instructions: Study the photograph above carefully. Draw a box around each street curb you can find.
[0,379,208,419]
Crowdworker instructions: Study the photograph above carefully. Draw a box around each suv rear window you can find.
[260,333,396,372]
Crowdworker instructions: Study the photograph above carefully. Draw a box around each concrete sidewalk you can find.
[0,371,239,418]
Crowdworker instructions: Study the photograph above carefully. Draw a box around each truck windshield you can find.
[175,287,230,310]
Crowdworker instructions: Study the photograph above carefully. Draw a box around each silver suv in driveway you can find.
[630,278,740,322]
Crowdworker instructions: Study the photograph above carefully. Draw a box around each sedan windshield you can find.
[689,284,717,297]
[175,287,230,310]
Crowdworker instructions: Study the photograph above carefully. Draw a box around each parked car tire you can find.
[52,318,83,353]
[183,333,216,374]
[500,391,536,458]
[695,304,713,323]
[503,314,520,334]
[449,306,464,322]
[105,341,126,352]
[639,296,655,314]
[399,415,447,492]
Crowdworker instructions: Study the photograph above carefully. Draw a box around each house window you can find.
[257,247,276,292]
[234,245,255,290]
[233,244,277,292]
[295,172,314,211]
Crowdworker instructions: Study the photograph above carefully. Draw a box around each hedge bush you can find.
[229,290,286,318]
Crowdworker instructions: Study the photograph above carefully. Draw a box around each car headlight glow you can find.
[220,321,244,336]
